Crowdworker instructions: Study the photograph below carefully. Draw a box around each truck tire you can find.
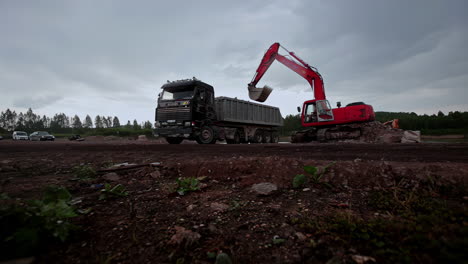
[252,129,263,143]
[197,126,216,144]
[262,131,271,143]
[226,131,240,144]
[271,133,279,143]
[166,137,184,144]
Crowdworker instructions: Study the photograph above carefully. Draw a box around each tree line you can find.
[279,110,468,136]
[0,108,153,134]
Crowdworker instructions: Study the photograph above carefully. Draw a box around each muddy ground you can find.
[0,140,467,264]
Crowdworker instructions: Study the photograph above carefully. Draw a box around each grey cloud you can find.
[13,95,62,109]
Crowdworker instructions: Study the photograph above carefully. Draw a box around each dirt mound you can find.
[360,121,404,143]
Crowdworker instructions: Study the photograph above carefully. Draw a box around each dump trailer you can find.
[154,78,283,144]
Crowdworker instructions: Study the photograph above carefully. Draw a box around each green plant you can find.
[293,174,308,188]
[99,184,128,200]
[176,177,200,195]
[292,162,335,187]
[72,164,96,181]
[0,186,78,260]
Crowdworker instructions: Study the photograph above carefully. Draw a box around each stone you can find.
[150,170,161,179]
[103,172,120,182]
[137,135,148,141]
[210,202,229,212]
[251,182,278,196]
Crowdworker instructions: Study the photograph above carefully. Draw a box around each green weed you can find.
[292,162,335,188]
[0,186,78,260]
[72,164,96,181]
[176,177,200,195]
[99,184,128,200]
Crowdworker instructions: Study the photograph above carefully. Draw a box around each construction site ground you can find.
[1,139,467,263]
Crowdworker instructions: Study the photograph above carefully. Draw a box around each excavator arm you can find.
[248,42,326,102]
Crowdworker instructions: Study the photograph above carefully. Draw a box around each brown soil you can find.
[1,140,467,263]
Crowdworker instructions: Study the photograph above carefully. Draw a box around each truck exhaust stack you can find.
[248,84,272,102]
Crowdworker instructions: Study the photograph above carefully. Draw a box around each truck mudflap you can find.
[154,127,193,137]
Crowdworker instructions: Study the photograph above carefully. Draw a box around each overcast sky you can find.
[1,0,467,123]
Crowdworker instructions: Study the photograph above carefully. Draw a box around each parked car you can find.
[12,131,29,140]
[29,131,55,141]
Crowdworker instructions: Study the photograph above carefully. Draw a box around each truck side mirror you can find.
[297,106,301,113]
[158,93,161,98]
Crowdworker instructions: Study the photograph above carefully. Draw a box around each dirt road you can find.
[1,140,467,263]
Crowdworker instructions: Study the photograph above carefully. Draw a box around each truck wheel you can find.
[262,132,271,143]
[197,126,216,144]
[166,137,184,144]
[271,134,279,143]
[227,131,240,144]
[252,130,263,143]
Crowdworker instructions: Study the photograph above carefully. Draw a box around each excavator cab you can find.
[303,100,334,124]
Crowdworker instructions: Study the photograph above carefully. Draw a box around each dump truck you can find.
[154,78,283,144]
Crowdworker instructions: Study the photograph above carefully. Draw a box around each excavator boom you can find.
[248,42,325,102]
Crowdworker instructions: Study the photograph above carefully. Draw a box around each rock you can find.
[103,172,120,182]
[351,255,376,263]
[302,188,311,192]
[210,202,229,212]
[208,224,219,234]
[401,130,421,143]
[168,226,201,248]
[137,135,148,141]
[186,204,196,212]
[150,170,161,179]
[251,182,278,196]
[295,232,306,241]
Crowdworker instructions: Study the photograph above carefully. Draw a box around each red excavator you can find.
[248,42,376,142]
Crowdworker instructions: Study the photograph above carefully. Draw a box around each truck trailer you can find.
[154,78,283,144]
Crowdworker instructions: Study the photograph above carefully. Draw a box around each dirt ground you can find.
[1,139,467,264]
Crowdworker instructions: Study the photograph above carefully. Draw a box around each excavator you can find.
[248,42,376,142]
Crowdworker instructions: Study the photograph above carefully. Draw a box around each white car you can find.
[12,131,29,140]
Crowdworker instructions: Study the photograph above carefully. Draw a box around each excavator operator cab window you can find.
[316,100,334,122]
[304,103,317,123]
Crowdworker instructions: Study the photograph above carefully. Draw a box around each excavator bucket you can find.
[248,85,273,102]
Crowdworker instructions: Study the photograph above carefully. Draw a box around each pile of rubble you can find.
[360,121,421,143]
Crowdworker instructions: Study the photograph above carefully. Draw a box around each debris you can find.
[302,188,311,192]
[98,162,161,173]
[102,172,120,182]
[272,235,285,245]
[251,182,278,196]
[68,135,85,141]
[351,255,376,263]
[168,226,201,248]
[210,202,229,212]
[401,130,421,143]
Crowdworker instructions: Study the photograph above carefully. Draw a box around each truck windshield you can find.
[161,87,195,100]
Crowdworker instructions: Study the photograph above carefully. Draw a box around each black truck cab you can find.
[154,79,216,143]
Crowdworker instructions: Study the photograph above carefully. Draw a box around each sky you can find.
[1,0,467,123]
